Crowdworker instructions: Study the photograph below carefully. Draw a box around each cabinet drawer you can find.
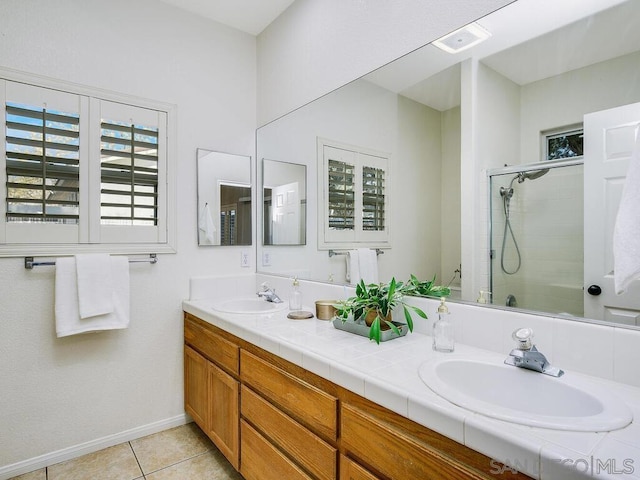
[339,455,381,480]
[341,404,483,480]
[240,350,338,440]
[240,420,313,480]
[242,385,337,480]
[184,315,239,375]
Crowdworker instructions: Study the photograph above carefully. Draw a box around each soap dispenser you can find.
[477,290,490,304]
[289,277,302,311]
[432,297,454,352]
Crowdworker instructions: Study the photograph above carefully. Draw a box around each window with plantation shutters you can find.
[1,74,175,255]
[94,100,167,245]
[328,158,355,230]
[318,138,390,249]
[6,103,80,225]
[100,120,158,226]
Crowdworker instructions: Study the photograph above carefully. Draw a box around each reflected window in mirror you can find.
[318,138,389,249]
[543,124,584,161]
[262,159,306,246]
[197,149,252,246]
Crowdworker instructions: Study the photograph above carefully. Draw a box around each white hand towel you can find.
[199,203,216,244]
[346,250,360,284]
[357,248,379,285]
[55,256,130,338]
[75,253,114,318]
[614,126,640,294]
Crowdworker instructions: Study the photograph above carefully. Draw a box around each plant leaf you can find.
[386,320,401,336]
[369,316,381,344]
[403,305,414,332]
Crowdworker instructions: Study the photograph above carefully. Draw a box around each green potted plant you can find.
[403,274,451,298]
[334,277,428,344]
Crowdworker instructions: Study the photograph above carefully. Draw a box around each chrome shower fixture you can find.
[517,168,549,183]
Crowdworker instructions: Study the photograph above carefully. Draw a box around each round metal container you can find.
[315,300,338,320]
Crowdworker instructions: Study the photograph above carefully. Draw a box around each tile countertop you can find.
[182,299,640,480]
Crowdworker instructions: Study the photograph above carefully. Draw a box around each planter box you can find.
[332,317,408,342]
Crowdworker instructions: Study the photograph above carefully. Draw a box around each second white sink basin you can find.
[418,356,632,432]
[211,297,287,314]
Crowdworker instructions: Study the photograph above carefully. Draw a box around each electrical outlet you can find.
[262,252,271,266]
[240,250,250,268]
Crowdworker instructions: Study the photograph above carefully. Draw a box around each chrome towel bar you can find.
[24,254,158,269]
[328,249,384,257]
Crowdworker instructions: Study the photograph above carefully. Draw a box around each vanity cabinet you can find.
[184,315,239,469]
[240,350,338,480]
[183,312,531,480]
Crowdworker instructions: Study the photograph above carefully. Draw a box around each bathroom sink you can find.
[418,356,632,432]
[211,298,288,314]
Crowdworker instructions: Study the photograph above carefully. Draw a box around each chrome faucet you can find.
[257,283,283,303]
[504,328,564,377]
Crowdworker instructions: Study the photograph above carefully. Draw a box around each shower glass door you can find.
[489,161,584,316]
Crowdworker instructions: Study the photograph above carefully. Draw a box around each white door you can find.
[271,182,300,244]
[584,102,640,325]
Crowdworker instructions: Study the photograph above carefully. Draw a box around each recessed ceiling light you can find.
[433,22,492,54]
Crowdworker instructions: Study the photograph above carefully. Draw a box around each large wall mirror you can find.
[256,0,640,328]
[197,149,252,246]
[262,158,307,246]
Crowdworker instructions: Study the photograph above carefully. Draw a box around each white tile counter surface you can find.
[183,275,640,480]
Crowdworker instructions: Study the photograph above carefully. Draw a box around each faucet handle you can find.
[512,327,533,350]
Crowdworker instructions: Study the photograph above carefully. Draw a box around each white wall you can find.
[256,0,515,125]
[441,107,462,289]
[520,50,640,164]
[0,0,256,472]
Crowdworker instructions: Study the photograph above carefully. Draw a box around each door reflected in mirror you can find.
[262,159,306,246]
[197,149,252,246]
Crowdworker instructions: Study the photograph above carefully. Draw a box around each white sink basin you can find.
[211,297,287,314]
[418,356,632,432]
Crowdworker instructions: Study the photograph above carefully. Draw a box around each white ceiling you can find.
[364,0,634,111]
[156,0,295,35]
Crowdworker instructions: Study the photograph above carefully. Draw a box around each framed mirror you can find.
[262,159,306,246]
[255,0,640,328]
[197,149,252,246]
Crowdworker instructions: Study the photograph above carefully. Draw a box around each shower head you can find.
[518,168,549,183]
[502,167,550,196]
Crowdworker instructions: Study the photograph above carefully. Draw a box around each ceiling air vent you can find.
[433,22,491,54]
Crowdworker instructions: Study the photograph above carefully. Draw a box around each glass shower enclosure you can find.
[489,160,584,317]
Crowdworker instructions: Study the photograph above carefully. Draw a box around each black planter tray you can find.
[332,317,408,342]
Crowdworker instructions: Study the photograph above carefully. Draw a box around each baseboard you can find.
[0,413,190,480]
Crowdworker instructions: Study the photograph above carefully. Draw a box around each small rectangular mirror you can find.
[262,158,306,246]
[197,149,252,246]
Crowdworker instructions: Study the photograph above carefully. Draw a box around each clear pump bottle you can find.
[432,297,454,352]
[289,277,302,311]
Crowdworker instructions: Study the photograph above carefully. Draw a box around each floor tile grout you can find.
[128,441,145,479]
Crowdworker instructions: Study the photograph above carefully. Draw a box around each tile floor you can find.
[10,423,243,480]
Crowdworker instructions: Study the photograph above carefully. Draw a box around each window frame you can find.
[541,124,584,162]
[317,137,391,250]
[0,68,176,257]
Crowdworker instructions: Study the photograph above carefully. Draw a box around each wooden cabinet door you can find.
[184,346,208,429]
[340,455,381,480]
[207,362,240,470]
